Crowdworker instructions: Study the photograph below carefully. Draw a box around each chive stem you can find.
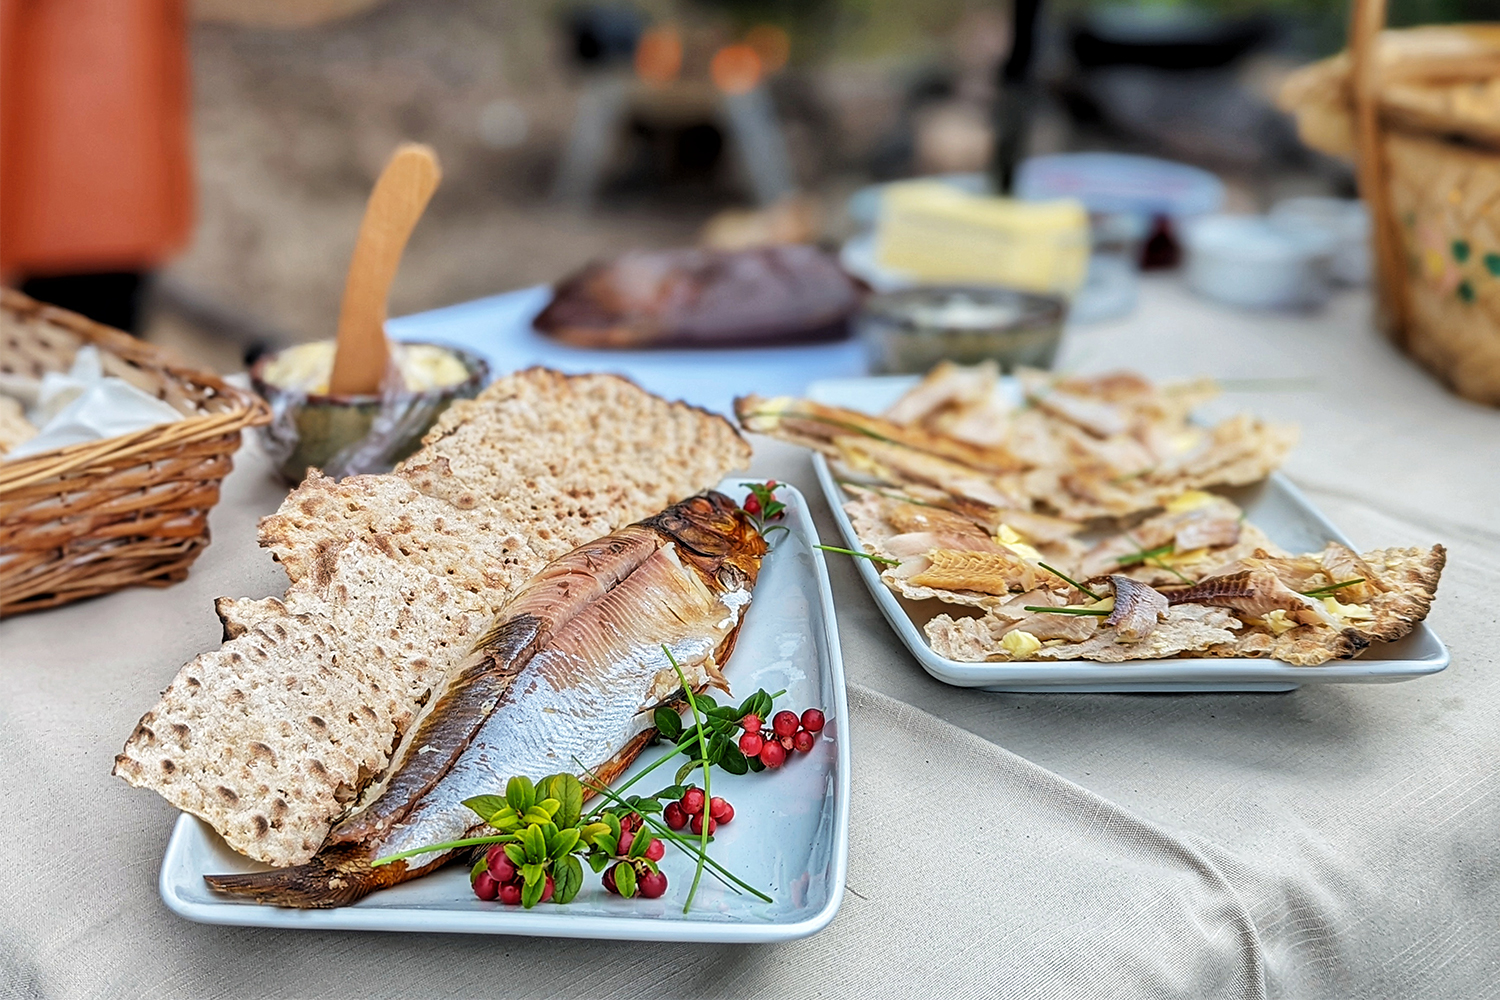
[663,646,712,913]
[1116,542,1173,566]
[816,544,899,567]
[1301,578,1365,597]
[1022,606,1111,616]
[1037,562,1100,600]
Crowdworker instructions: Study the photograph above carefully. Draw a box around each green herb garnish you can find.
[1022,606,1111,616]
[816,544,900,567]
[1037,562,1100,601]
[1300,578,1365,597]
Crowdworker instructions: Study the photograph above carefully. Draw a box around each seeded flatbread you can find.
[115,369,750,866]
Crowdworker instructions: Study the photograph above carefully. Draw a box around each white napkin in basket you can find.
[7,347,183,459]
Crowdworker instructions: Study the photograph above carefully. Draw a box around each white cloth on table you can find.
[2,278,1496,999]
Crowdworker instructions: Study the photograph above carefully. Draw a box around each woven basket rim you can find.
[0,288,271,494]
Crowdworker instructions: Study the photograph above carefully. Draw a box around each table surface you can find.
[4,278,1498,999]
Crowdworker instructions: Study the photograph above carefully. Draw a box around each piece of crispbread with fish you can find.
[115,369,751,867]
[842,487,1083,609]
[925,604,1243,663]
[1202,544,1446,666]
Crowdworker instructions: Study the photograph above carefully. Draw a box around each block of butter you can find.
[876,181,1090,295]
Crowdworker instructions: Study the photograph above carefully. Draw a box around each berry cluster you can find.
[662,785,735,836]
[472,844,553,906]
[601,814,668,899]
[737,708,824,768]
[740,481,787,537]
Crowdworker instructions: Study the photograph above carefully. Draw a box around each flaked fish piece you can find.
[885,500,996,539]
[1319,542,1383,603]
[884,359,1002,427]
[735,394,1026,474]
[884,530,1002,560]
[1019,368,1129,438]
[1103,576,1169,640]
[866,484,1082,544]
[1173,515,1241,552]
[907,549,1040,596]
[204,492,766,908]
[1165,566,1338,626]
[833,438,1026,509]
[1075,494,1258,582]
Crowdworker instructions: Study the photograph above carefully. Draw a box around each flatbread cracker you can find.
[116,369,750,866]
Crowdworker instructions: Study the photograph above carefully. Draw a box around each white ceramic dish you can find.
[159,480,850,941]
[808,375,1449,693]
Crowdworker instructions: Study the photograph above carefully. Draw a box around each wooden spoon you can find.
[328,143,442,396]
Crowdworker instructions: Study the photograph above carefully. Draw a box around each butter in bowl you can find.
[251,339,488,483]
[857,286,1066,374]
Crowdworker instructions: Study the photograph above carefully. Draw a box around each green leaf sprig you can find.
[371,660,793,909]
[740,481,788,539]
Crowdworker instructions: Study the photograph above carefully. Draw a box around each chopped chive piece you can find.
[1022,606,1111,616]
[1301,578,1364,597]
[1037,562,1101,601]
[816,544,899,566]
[1116,543,1173,566]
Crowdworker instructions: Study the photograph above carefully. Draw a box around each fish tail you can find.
[203,844,413,909]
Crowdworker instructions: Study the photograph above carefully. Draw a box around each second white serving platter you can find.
[160,480,850,941]
[808,375,1449,693]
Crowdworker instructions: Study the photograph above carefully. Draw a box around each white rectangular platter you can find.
[160,480,850,941]
[808,375,1449,693]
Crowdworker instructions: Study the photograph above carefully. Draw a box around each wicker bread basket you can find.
[1280,9,1500,405]
[0,289,270,616]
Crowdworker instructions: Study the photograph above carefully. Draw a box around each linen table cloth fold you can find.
[1,280,1495,999]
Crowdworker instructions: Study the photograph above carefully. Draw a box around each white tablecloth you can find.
[3,278,1497,998]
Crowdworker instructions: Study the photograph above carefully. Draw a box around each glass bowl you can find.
[856,286,1067,374]
[250,342,489,483]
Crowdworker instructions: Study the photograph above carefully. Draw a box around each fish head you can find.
[645,491,769,591]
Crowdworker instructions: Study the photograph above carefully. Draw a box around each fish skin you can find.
[1104,575,1169,640]
[326,527,664,849]
[205,492,766,908]
[1165,567,1333,623]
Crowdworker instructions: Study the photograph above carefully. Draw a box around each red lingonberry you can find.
[681,787,706,815]
[637,870,669,899]
[618,829,634,856]
[690,813,718,836]
[800,708,826,733]
[664,801,687,830]
[473,871,499,901]
[540,875,555,903]
[744,495,762,515]
[738,731,764,757]
[793,729,816,754]
[709,796,732,823]
[741,713,762,732]
[773,710,799,738]
[485,846,516,884]
[645,837,665,861]
[498,883,523,906]
[765,480,778,491]
[780,734,795,752]
[759,740,786,767]
[602,864,619,895]
[717,800,735,824]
